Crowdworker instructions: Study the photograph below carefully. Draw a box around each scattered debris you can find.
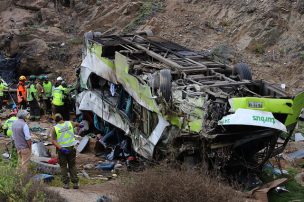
[96,162,115,171]
[32,174,54,183]
[30,126,47,133]
[83,163,95,170]
[275,186,289,193]
[96,195,112,202]
[2,152,10,159]
[295,133,304,142]
[272,168,288,175]
[32,142,50,157]
[31,156,60,174]
[81,170,90,179]
[114,163,123,169]
[47,158,58,165]
[285,149,304,161]
[249,178,288,202]
[77,135,90,153]
[263,163,289,176]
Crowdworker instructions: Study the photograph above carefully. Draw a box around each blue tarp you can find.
[287,149,304,160]
[32,174,54,182]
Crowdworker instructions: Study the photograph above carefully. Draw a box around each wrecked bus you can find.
[76,31,304,171]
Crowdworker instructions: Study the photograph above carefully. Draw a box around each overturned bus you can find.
[76,31,304,171]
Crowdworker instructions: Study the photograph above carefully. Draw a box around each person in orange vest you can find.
[17,76,27,110]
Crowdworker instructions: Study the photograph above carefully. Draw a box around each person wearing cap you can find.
[57,77,68,93]
[50,113,79,189]
[27,75,40,120]
[2,112,18,137]
[17,76,27,109]
[12,110,31,173]
[0,79,8,109]
[53,77,70,120]
[42,75,52,115]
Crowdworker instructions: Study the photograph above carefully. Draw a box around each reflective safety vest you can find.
[3,116,18,137]
[0,83,7,97]
[17,82,27,103]
[43,81,52,98]
[27,84,37,101]
[59,85,69,94]
[54,121,76,147]
[52,87,64,106]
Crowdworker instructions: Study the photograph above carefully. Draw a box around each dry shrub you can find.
[116,167,248,202]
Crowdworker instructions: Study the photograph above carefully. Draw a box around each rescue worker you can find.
[57,76,63,84]
[17,76,27,109]
[55,76,70,120]
[36,76,45,114]
[2,113,18,137]
[52,81,65,118]
[50,113,79,189]
[12,110,32,173]
[57,77,69,94]
[27,75,40,120]
[60,80,70,120]
[42,75,52,115]
[0,79,8,109]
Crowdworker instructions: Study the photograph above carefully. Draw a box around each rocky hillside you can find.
[145,0,304,93]
[0,0,144,82]
[1,0,304,91]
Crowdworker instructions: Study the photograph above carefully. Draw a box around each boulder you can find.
[18,38,49,74]
[123,2,142,15]
[40,8,59,25]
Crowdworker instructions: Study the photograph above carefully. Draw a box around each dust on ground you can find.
[48,182,118,202]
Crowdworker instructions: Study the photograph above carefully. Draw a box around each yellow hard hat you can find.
[19,76,26,81]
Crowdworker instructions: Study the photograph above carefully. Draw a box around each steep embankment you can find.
[144,0,304,93]
[1,0,304,91]
[0,0,143,82]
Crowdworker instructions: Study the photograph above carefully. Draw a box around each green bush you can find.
[253,43,265,55]
[123,0,164,33]
[0,157,65,202]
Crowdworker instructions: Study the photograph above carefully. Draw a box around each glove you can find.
[59,148,70,154]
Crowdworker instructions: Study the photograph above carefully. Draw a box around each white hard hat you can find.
[57,76,63,81]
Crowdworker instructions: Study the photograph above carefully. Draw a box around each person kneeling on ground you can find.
[50,113,79,189]
[2,112,18,137]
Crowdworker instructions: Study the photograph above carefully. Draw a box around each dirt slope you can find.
[1,0,304,90]
[0,0,141,82]
[144,0,304,93]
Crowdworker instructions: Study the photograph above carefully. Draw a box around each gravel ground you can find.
[47,182,117,202]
